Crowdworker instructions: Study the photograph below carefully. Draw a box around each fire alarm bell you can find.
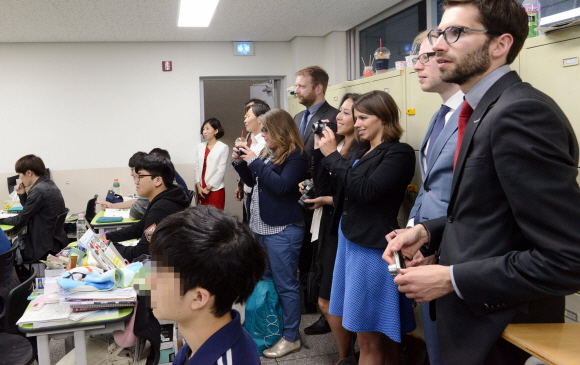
[162,61,172,71]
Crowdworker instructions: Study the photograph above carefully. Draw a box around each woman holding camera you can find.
[232,108,308,358]
[303,93,363,364]
[315,90,416,364]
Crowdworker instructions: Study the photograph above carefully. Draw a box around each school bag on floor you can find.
[243,280,284,355]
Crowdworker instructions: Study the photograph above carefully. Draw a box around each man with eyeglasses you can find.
[400,30,463,365]
[103,153,190,262]
[384,1,580,364]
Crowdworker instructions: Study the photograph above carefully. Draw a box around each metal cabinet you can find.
[325,86,347,109]
[287,95,305,117]
[371,72,407,143]
[521,34,580,166]
[404,69,442,150]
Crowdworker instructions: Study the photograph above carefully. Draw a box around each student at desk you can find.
[98,151,148,220]
[0,155,68,263]
[102,153,190,262]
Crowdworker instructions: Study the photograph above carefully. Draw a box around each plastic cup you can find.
[374,47,391,74]
[363,66,373,78]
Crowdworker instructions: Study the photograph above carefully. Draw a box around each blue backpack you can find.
[244,280,284,355]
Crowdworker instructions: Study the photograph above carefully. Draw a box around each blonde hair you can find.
[259,109,305,165]
[412,30,431,55]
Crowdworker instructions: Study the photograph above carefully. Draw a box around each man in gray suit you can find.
[405,31,463,365]
[293,66,338,326]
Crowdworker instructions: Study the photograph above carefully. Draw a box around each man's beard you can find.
[298,92,317,108]
[440,39,492,85]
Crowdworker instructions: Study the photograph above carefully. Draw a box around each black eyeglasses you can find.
[411,52,436,65]
[133,174,155,182]
[260,128,268,134]
[427,26,502,45]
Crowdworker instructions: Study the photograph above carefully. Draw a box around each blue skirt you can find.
[329,221,416,342]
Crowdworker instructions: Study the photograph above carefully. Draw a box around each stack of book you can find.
[60,287,137,312]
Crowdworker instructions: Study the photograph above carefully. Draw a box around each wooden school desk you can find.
[502,323,580,365]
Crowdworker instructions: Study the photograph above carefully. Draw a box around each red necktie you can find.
[247,134,252,148]
[453,101,473,172]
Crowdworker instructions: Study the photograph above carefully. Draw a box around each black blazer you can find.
[234,149,308,227]
[313,141,415,249]
[294,100,339,161]
[422,71,580,365]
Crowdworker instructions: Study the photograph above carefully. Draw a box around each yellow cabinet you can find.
[371,73,407,143]
[326,87,347,109]
[523,36,580,165]
[404,70,441,150]
[346,80,373,95]
[287,96,305,117]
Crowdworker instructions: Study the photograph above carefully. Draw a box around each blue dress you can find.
[328,160,416,342]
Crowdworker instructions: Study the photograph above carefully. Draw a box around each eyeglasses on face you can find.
[427,26,502,45]
[260,128,268,134]
[411,52,436,65]
[133,174,156,182]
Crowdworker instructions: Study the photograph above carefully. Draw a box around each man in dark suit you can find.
[293,66,338,329]
[384,1,580,364]
[405,30,463,365]
[294,66,339,162]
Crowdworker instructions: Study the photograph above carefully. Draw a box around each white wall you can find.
[289,33,348,86]
[0,33,347,213]
[0,41,293,172]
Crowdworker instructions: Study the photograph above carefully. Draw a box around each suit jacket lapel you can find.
[420,112,438,179]
[302,101,329,143]
[449,71,521,203]
[425,106,461,178]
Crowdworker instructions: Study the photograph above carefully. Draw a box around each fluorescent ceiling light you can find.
[178,0,220,27]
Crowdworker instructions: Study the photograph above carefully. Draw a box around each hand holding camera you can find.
[317,120,338,157]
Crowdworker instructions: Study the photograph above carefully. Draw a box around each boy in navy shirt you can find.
[148,206,267,365]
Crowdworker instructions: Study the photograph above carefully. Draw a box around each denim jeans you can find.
[257,224,304,342]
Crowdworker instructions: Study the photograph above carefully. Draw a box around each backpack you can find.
[243,280,284,355]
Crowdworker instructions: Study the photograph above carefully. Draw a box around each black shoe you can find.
[304,314,331,335]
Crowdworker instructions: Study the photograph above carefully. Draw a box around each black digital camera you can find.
[312,120,337,134]
[298,179,316,209]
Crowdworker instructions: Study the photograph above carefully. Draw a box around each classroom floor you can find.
[40,312,343,365]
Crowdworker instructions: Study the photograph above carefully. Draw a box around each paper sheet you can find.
[17,303,72,325]
[103,209,130,219]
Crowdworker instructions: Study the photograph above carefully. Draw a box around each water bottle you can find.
[113,179,121,195]
[77,213,87,242]
[523,0,541,38]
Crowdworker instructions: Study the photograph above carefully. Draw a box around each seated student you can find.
[149,206,267,365]
[98,151,149,220]
[103,153,190,262]
[149,148,190,200]
[0,155,68,262]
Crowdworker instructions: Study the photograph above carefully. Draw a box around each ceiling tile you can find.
[3,0,405,42]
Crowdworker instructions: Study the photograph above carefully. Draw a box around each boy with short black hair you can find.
[98,151,149,219]
[149,148,190,199]
[103,153,190,262]
[149,206,267,365]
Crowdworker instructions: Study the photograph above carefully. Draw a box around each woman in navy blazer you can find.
[316,91,416,364]
[232,108,308,359]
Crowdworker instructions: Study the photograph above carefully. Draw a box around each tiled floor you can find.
[42,312,342,365]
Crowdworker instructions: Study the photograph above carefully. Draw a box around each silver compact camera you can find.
[388,251,406,277]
